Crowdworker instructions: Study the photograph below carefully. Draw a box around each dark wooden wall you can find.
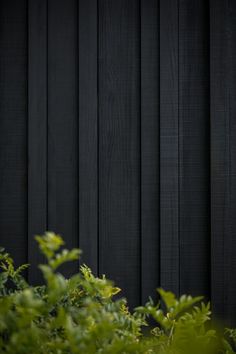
[0,0,235,324]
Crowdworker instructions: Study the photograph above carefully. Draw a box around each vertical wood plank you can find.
[28,0,47,283]
[160,0,179,295]
[48,0,78,277]
[211,0,236,325]
[78,0,98,274]
[141,0,160,303]
[99,0,141,308]
[179,0,210,296]
[0,0,27,266]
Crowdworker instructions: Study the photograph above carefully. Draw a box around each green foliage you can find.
[0,232,234,353]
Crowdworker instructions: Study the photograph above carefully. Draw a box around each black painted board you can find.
[47,0,78,277]
[178,0,210,297]
[160,0,179,295]
[210,0,236,325]
[141,0,160,303]
[28,0,47,283]
[99,0,141,308]
[78,0,98,274]
[0,0,27,266]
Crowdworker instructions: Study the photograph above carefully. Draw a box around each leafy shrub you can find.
[0,232,234,353]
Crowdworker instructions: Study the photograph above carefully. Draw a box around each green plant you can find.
[0,232,234,353]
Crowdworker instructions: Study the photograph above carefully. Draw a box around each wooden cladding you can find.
[0,0,235,324]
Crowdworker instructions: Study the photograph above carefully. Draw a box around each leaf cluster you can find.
[0,232,234,354]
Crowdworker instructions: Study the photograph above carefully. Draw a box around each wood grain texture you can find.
[141,0,160,303]
[178,0,210,296]
[0,0,27,266]
[160,0,179,295]
[47,0,78,277]
[99,0,141,308]
[1,0,236,325]
[211,0,236,325]
[78,0,98,274]
[28,0,47,283]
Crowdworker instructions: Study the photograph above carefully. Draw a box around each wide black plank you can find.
[210,0,236,325]
[28,0,47,283]
[141,0,160,303]
[160,0,179,295]
[78,0,98,274]
[0,0,27,266]
[47,0,78,277]
[99,0,141,307]
[178,0,210,297]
